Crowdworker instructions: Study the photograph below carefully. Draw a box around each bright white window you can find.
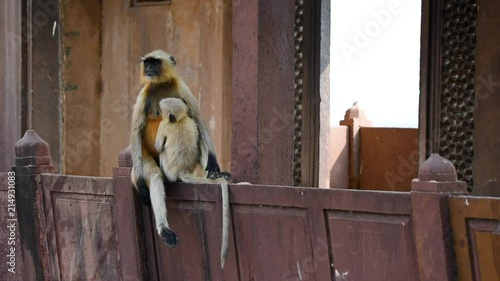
[330,0,422,128]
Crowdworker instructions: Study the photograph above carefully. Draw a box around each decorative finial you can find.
[418,153,457,182]
[14,130,50,158]
[343,101,368,120]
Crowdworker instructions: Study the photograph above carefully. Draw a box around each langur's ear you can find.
[138,56,146,63]
[170,56,176,67]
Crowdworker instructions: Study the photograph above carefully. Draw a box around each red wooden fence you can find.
[1,130,499,281]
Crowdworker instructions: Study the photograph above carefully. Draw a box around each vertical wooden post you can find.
[411,153,467,281]
[112,147,148,281]
[13,130,55,281]
[232,0,296,185]
[339,102,371,188]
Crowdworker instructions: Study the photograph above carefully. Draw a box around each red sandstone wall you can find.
[359,127,419,191]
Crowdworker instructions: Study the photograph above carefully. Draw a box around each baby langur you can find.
[155,98,231,269]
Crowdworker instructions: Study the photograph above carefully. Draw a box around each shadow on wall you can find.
[329,126,349,189]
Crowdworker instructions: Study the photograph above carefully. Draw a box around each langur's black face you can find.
[168,114,176,123]
[143,57,162,77]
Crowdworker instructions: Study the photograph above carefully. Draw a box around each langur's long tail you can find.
[219,178,230,269]
[179,173,231,268]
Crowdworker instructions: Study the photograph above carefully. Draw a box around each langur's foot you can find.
[209,172,232,181]
[159,227,179,248]
[205,153,221,179]
[217,172,232,181]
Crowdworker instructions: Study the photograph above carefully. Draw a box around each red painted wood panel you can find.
[449,196,500,281]
[40,174,120,281]
[15,166,497,281]
[132,183,417,281]
[327,212,417,281]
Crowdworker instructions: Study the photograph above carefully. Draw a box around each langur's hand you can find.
[155,139,164,154]
[205,153,221,179]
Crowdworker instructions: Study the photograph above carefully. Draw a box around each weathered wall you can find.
[30,0,63,172]
[231,0,296,185]
[473,0,500,196]
[61,0,232,176]
[61,0,102,175]
[0,0,63,173]
[359,128,419,191]
[0,1,21,172]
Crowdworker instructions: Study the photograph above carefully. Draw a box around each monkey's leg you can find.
[143,158,179,248]
[179,173,230,268]
[132,166,151,206]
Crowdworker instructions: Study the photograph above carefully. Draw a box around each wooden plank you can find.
[449,196,500,281]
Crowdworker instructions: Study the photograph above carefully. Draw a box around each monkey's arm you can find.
[155,124,167,153]
[130,91,148,179]
[177,82,221,178]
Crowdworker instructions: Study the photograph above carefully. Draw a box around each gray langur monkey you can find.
[129,50,230,249]
[155,97,231,269]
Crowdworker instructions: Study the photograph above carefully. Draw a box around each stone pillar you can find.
[473,0,500,196]
[317,0,331,189]
[13,130,56,281]
[0,0,21,173]
[231,0,295,185]
[411,153,467,281]
[112,147,148,281]
[23,0,63,171]
[339,102,371,188]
